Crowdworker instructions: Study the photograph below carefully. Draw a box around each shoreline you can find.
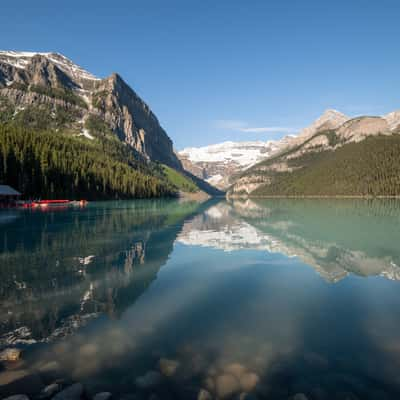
[227,194,400,199]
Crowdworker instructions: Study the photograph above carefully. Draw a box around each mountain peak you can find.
[319,108,348,122]
[294,109,349,141]
[322,108,344,115]
[321,108,345,117]
[0,50,99,82]
[0,49,184,170]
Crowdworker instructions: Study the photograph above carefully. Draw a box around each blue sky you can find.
[2,0,400,148]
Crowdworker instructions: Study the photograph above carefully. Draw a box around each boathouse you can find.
[0,185,21,204]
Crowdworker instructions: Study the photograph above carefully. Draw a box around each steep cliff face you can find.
[0,51,181,169]
[92,73,180,168]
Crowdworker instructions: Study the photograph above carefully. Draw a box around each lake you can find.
[1,199,400,400]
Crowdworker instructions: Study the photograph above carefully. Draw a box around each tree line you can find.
[0,123,177,199]
[253,135,400,197]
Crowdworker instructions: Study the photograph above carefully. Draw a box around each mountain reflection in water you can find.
[178,199,400,282]
[1,199,400,399]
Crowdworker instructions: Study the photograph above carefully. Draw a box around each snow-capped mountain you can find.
[0,51,99,83]
[0,50,182,169]
[178,136,295,189]
[181,140,282,166]
[177,110,352,190]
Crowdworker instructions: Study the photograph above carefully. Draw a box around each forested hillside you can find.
[0,122,199,199]
[251,135,400,197]
[0,51,223,200]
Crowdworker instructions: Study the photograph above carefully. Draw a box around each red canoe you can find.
[34,200,71,205]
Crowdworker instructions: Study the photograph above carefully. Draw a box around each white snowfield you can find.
[0,50,99,81]
[180,138,294,167]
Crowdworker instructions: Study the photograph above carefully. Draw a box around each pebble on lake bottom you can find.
[39,382,61,398]
[0,348,22,362]
[159,358,180,377]
[2,396,30,400]
[197,388,212,400]
[292,393,309,400]
[52,383,84,400]
[93,392,113,400]
[215,374,241,399]
[239,372,259,392]
[222,363,247,380]
[135,371,163,389]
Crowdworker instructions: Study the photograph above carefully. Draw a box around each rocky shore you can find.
[0,347,313,400]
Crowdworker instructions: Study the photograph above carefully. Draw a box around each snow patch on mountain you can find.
[180,140,286,167]
[79,129,94,140]
[0,50,99,81]
[178,136,296,188]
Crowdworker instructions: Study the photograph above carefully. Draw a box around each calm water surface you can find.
[1,199,400,400]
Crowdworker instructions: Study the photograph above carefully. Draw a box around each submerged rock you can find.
[204,377,215,392]
[93,392,112,400]
[215,374,240,399]
[2,396,30,400]
[239,372,259,392]
[39,382,61,398]
[223,363,247,380]
[52,383,84,400]
[197,389,212,400]
[159,358,180,377]
[0,348,22,361]
[135,371,163,389]
[292,394,308,400]
[38,361,61,373]
[236,393,258,400]
[0,369,43,396]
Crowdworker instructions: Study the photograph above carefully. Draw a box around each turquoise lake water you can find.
[1,199,400,399]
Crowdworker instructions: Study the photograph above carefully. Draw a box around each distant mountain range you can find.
[228,109,400,196]
[0,51,220,199]
[179,107,400,196]
[178,136,294,189]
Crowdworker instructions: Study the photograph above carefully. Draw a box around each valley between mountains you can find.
[1,50,400,199]
[0,51,220,200]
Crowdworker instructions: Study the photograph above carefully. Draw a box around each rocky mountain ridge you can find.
[0,50,181,168]
[228,108,400,196]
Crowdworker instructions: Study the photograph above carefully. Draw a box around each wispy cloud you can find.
[214,119,297,134]
[239,126,296,133]
[214,119,247,130]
